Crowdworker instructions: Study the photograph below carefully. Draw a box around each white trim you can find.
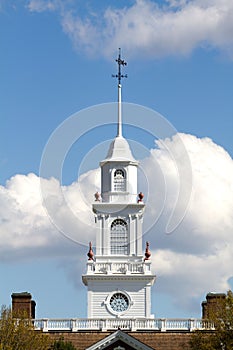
[85,330,154,350]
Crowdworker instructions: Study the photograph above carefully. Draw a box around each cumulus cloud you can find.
[0,171,97,261]
[144,133,233,311]
[26,0,233,59]
[1,133,233,313]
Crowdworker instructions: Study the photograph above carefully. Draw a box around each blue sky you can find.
[1,0,233,319]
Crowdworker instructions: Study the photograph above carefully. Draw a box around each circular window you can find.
[109,292,129,313]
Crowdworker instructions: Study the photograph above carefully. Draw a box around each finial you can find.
[112,48,127,85]
[137,192,144,203]
[112,48,127,137]
[144,241,151,261]
[94,191,101,201]
[87,242,94,261]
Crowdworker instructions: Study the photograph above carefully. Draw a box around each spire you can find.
[112,48,127,137]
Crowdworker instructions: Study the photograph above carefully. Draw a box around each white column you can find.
[96,215,102,255]
[129,214,135,255]
[101,215,107,255]
[136,214,143,256]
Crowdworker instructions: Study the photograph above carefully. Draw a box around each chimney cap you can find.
[206,292,226,299]
[11,292,32,298]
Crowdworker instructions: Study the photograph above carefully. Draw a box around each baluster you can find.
[42,318,49,332]
[160,318,167,332]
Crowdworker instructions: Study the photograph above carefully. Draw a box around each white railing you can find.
[87,261,151,274]
[33,318,215,332]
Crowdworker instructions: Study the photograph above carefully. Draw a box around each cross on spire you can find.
[112,48,127,137]
[112,48,127,85]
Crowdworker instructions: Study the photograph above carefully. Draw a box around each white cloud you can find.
[143,133,233,311]
[166,0,190,7]
[154,245,232,312]
[24,0,233,59]
[1,133,233,313]
[41,0,233,59]
[27,0,58,12]
[0,171,97,260]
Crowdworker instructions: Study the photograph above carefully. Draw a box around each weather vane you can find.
[112,48,127,85]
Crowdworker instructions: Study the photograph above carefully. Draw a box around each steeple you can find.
[112,48,127,138]
[82,51,155,320]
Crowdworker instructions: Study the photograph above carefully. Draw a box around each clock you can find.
[109,292,129,313]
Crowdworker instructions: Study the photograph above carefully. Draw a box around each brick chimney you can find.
[11,292,36,318]
[202,292,226,319]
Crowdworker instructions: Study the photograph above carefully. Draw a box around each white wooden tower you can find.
[82,49,156,319]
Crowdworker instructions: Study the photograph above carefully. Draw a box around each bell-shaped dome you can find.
[101,136,137,164]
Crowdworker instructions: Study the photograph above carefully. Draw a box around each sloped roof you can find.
[86,330,154,350]
[100,136,138,164]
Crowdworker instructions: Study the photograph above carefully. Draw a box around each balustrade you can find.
[87,261,150,274]
[33,318,214,332]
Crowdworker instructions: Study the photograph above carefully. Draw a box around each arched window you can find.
[110,219,128,255]
[113,169,126,192]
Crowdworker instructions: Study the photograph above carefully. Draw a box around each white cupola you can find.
[100,134,138,204]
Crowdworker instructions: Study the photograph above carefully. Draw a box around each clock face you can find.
[110,292,129,313]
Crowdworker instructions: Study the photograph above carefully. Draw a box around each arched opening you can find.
[113,169,126,192]
[110,219,128,255]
